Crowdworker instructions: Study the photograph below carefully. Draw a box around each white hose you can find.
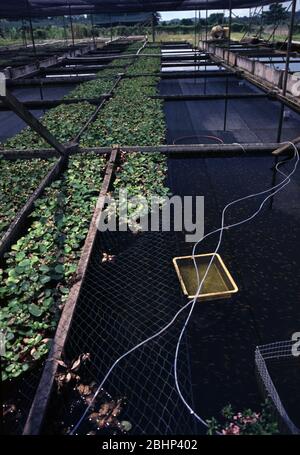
[70,143,299,435]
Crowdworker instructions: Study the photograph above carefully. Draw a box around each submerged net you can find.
[255,341,300,435]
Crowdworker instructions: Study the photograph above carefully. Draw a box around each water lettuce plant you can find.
[113,151,169,201]
[2,102,95,150]
[0,154,106,380]
[64,68,120,100]
[126,46,161,75]
[80,77,165,147]
[0,158,54,238]
[80,47,165,148]
[80,44,168,218]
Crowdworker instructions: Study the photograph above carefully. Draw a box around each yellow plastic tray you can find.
[173,253,238,301]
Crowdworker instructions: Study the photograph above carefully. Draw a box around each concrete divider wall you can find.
[287,73,300,97]
[208,44,215,54]
[254,61,282,88]
[11,63,39,79]
[3,67,12,78]
[198,40,205,50]
[215,47,224,59]
[5,43,95,80]
[236,55,254,74]
[207,42,298,96]
[40,57,58,68]
[228,51,237,66]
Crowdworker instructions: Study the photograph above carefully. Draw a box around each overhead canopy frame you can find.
[0,0,281,19]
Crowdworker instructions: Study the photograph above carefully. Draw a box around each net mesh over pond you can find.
[44,229,204,435]
[39,152,300,435]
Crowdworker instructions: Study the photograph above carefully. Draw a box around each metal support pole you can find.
[194,10,197,76]
[38,82,45,114]
[22,18,27,47]
[69,4,75,48]
[259,6,264,40]
[28,16,36,56]
[198,10,201,75]
[110,14,113,42]
[194,10,197,49]
[152,13,156,43]
[224,0,232,131]
[63,15,68,46]
[271,0,297,210]
[199,10,202,41]
[91,14,96,46]
[248,8,252,38]
[26,1,36,57]
[204,5,208,94]
[277,0,296,143]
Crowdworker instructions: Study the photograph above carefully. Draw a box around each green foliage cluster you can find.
[80,51,165,148]
[112,152,169,226]
[1,42,143,150]
[64,69,117,100]
[0,158,54,238]
[2,102,95,150]
[81,44,169,224]
[207,400,279,435]
[80,76,165,147]
[126,46,161,75]
[0,154,106,380]
[0,42,169,381]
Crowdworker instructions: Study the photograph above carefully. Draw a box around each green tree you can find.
[263,3,289,25]
[208,13,224,26]
[181,18,194,26]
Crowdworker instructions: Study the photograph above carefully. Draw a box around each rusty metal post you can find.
[277,0,297,143]
[224,0,232,131]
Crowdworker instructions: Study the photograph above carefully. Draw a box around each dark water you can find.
[161,76,300,144]
[167,153,300,427]
[0,84,77,143]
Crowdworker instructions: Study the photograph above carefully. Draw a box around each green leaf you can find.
[28,304,43,318]
[40,275,51,285]
[54,264,64,274]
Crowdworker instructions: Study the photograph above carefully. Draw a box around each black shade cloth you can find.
[0,1,280,19]
[94,12,153,25]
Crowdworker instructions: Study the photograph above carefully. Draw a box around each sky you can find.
[159,2,297,20]
[160,10,250,20]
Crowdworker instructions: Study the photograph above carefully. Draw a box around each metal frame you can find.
[2,142,300,161]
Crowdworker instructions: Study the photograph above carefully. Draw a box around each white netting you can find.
[255,340,300,435]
